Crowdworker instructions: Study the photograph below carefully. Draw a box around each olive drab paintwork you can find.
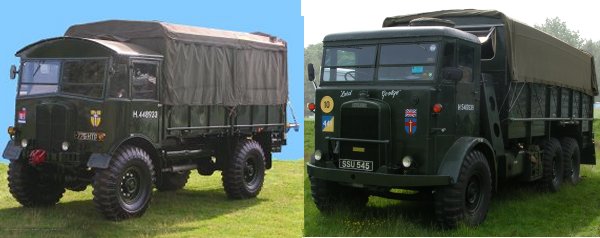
[307,10,596,227]
[3,21,291,220]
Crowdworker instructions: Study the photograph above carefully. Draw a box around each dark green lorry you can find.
[3,20,293,220]
[306,10,597,227]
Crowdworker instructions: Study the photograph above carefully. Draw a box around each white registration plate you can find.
[339,159,373,171]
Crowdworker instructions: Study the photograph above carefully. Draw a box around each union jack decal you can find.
[405,109,417,118]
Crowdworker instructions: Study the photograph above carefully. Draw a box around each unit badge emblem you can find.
[90,110,102,128]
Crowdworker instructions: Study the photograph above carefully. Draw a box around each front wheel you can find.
[434,150,492,228]
[309,176,368,213]
[92,146,155,220]
[8,159,65,207]
[222,140,266,199]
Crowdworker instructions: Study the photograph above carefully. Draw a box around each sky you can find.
[0,0,304,162]
[302,0,600,46]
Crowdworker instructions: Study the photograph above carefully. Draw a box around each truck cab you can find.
[310,26,482,177]
[6,37,162,168]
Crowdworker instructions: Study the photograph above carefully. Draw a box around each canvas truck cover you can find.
[383,9,598,96]
[65,20,288,106]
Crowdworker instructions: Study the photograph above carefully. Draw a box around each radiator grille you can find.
[339,106,380,166]
[36,105,67,151]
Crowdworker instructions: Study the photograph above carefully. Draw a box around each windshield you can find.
[19,59,107,98]
[322,43,439,82]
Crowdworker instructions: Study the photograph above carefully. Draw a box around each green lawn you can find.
[304,120,600,236]
[0,160,303,238]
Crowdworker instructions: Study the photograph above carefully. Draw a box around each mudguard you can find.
[2,141,23,161]
[437,137,496,185]
[87,153,111,168]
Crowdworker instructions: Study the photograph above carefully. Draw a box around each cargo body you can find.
[3,20,292,220]
[306,10,596,227]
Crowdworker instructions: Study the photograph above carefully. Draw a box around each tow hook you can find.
[29,149,47,166]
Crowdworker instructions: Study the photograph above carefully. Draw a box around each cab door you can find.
[454,43,480,136]
[129,59,161,143]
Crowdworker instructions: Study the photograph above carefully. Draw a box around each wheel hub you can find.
[465,176,482,212]
[244,159,256,183]
[121,170,140,201]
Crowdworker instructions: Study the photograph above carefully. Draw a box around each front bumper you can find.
[307,162,452,187]
[3,141,84,166]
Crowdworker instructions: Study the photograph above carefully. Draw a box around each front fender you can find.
[87,134,158,169]
[2,141,23,161]
[437,137,495,185]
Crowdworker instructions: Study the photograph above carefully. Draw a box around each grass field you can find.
[304,120,600,236]
[0,160,303,238]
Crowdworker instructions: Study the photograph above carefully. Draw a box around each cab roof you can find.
[16,37,162,58]
[323,26,480,44]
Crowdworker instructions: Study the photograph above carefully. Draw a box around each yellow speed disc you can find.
[320,96,334,113]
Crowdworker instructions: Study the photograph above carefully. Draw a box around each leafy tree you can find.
[534,17,584,48]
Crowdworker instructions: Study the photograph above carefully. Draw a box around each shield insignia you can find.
[90,110,102,128]
[404,118,417,136]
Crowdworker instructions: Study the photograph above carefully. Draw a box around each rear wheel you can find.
[8,159,65,207]
[222,140,266,199]
[156,171,190,191]
[309,176,369,212]
[434,150,492,228]
[560,137,580,185]
[540,138,563,192]
[92,146,155,220]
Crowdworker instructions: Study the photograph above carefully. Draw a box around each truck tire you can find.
[434,150,491,228]
[8,160,65,207]
[540,138,564,192]
[92,146,155,220]
[560,137,580,185]
[309,176,369,212]
[156,171,190,191]
[222,140,266,199]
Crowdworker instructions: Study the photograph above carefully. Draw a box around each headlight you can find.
[20,139,28,148]
[402,156,413,168]
[314,150,322,161]
[8,126,16,136]
[61,141,70,151]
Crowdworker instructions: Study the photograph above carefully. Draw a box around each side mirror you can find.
[307,63,315,82]
[441,67,463,81]
[9,65,18,80]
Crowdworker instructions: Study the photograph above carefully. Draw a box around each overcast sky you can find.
[302,0,600,47]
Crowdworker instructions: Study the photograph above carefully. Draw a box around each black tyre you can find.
[434,150,492,228]
[7,160,65,207]
[92,146,155,220]
[222,140,266,199]
[309,176,368,212]
[560,137,580,185]
[540,138,564,192]
[156,171,190,191]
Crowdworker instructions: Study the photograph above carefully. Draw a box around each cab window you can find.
[61,59,106,98]
[131,62,158,100]
[109,64,129,98]
[458,45,474,82]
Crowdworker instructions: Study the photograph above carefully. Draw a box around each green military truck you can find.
[306,10,597,227]
[3,20,293,220]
